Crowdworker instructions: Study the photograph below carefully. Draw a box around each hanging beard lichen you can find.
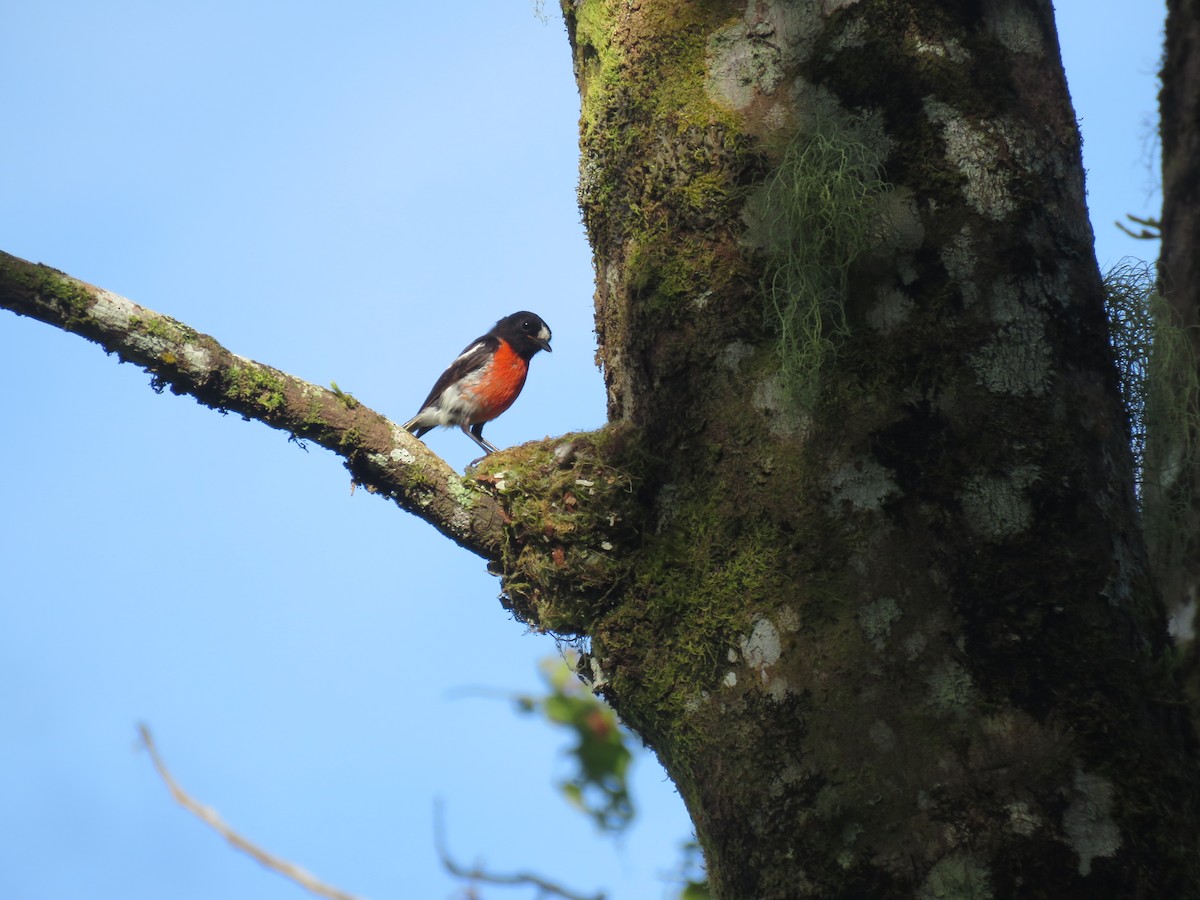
[747,115,892,407]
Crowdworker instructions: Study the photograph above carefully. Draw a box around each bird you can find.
[403,311,552,455]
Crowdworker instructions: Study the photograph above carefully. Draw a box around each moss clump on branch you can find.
[748,117,892,406]
[223,364,287,414]
[474,426,647,635]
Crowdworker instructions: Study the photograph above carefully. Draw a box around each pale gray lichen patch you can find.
[736,617,795,698]
[445,474,476,510]
[1063,768,1121,876]
[390,422,415,444]
[920,852,993,900]
[925,658,977,717]
[969,318,1051,396]
[924,100,1016,220]
[126,331,172,359]
[654,483,682,532]
[89,289,139,328]
[765,674,793,700]
[858,596,902,650]
[909,27,970,63]
[1170,597,1198,641]
[721,340,754,372]
[987,277,1025,323]
[178,344,212,372]
[903,631,928,660]
[828,16,868,53]
[769,763,805,799]
[960,466,1039,538]
[986,2,1046,56]
[705,0,816,110]
[450,506,472,533]
[587,655,609,690]
[829,458,900,512]
[867,286,915,331]
[869,719,896,752]
[1007,800,1040,837]
[775,605,800,632]
[752,374,811,437]
[740,617,782,675]
[837,822,864,869]
[390,446,415,465]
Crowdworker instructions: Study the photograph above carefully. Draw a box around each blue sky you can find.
[0,2,1165,898]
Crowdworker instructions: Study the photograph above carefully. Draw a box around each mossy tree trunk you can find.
[535,0,1200,895]
[1151,0,1200,649]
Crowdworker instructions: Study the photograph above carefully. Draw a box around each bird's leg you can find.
[463,423,500,455]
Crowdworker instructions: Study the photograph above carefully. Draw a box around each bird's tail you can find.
[403,416,430,438]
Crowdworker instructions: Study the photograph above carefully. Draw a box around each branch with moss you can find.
[0,250,505,559]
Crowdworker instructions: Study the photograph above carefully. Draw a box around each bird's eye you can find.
[522,320,533,331]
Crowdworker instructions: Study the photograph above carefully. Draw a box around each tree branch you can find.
[434,800,605,900]
[138,725,365,900]
[0,250,505,559]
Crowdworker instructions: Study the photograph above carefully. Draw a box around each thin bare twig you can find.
[434,800,605,900]
[138,724,365,900]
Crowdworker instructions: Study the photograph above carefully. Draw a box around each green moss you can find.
[35,269,95,324]
[626,232,719,310]
[224,364,286,413]
[473,426,647,635]
[572,0,624,136]
[301,394,328,429]
[572,1,734,134]
[679,170,729,215]
[594,491,789,747]
[329,381,360,410]
[130,314,199,344]
[569,0,752,253]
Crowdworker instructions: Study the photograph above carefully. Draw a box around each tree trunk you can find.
[1150,0,1200,645]
[545,0,1200,895]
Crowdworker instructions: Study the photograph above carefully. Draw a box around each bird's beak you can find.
[534,326,552,353]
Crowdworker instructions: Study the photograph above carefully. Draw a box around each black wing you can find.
[415,333,499,412]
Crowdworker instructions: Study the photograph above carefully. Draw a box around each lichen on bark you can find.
[554,0,1200,896]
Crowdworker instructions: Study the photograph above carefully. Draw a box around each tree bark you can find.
[1150,0,1200,643]
[558,0,1200,896]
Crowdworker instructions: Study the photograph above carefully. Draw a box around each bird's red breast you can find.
[465,338,529,424]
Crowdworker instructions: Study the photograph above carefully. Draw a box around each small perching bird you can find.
[403,311,552,455]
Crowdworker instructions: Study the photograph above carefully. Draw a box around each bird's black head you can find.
[496,311,552,356]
